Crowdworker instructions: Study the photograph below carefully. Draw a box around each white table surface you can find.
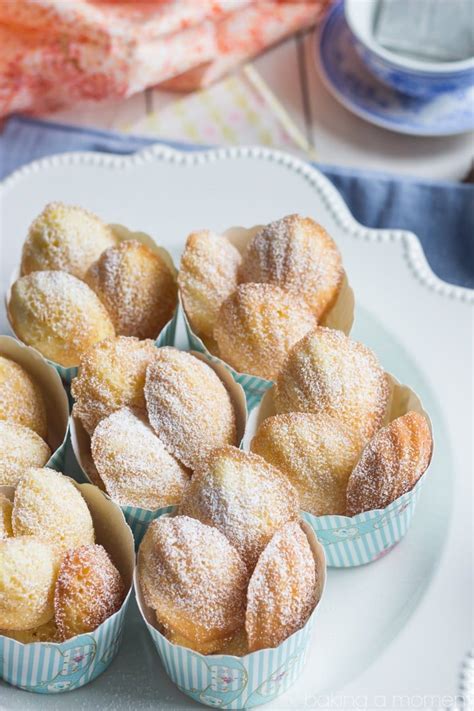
[40,31,474,182]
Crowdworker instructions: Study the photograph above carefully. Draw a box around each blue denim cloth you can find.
[1,115,472,287]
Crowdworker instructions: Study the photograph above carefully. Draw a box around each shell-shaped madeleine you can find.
[85,239,177,340]
[54,544,125,641]
[12,468,95,554]
[91,408,189,510]
[0,421,51,487]
[246,522,317,652]
[0,355,47,439]
[239,215,343,319]
[346,411,432,516]
[251,412,360,516]
[71,336,157,434]
[275,327,390,449]
[21,202,117,280]
[144,348,236,469]
[214,283,317,380]
[8,271,115,367]
[179,446,300,569]
[138,516,248,654]
[0,536,59,630]
[178,230,241,345]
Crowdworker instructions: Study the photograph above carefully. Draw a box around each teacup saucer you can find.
[316,2,474,136]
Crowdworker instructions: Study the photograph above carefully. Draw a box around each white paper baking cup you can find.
[0,335,69,473]
[180,225,355,411]
[5,224,179,384]
[246,373,433,567]
[135,519,326,709]
[70,349,248,545]
[0,479,135,693]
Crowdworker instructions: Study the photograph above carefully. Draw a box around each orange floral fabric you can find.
[0,0,330,117]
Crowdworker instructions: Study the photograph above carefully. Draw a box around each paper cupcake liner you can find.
[0,335,70,475]
[245,373,433,567]
[0,480,135,693]
[135,520,326,709]
[70,348,248,546]
[179,225,355,411]
[5,224,179,383]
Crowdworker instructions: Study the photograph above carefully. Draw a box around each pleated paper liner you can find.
[246,373,433,567]
[0,479,135,694]
[5,224,179,384]
[70,350,248,546]
[180,225,355,411]
[0,335,69,473]
[134,519,326,710]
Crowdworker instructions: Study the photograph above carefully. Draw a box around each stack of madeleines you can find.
[8,203,178,367]
[71,338,238,511]
[0,467,125,642]
[178,214,345,380]
[251,327,433,517]
[138,445,321,655]
[0,355,52,485]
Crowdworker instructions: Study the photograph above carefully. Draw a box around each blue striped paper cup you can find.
[246,375,432,567]
[5,224,179,384]
[0,481,135,693]
[179,224,354,411]
[0,335,70,475]
[134,520,326,709]
[70,348,248,546]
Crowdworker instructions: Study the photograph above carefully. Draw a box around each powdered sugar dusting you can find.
[0,355,47,439]
[86,239,177,339]
[138,516,248,648]
[178,230,241,344]
[239,215,343,319]
[179,446,300,569]
[245,522,317,652]
[0,421,51,486]
[9,270,115,367]
[214,283,317,380]
[275,327,390,449]
[91,408,189,509]
[71,336,157,434]
[21,202,116,280]
[54,543,125,640]
[346,411,432,516]
[251,412,361,516]
[144,348,237,470]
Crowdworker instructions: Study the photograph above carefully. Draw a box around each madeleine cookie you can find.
[8,271,115,367]
[246,523,317,652]
[275,327,390,448]
[346,411,432,516]
[251,412,360,516]
[0,618,59,643]
[91,408,189,510]
[0,355,47,439]
[85,239,177,339]
[144,348,236,469]
[12,468,95,554]
[178,230,241,345]
[0,494,13,539]
[0,422,51,486]
[239,215,343,319]
[54,544,125,640]
[0,536,59,630]
[138,516,248,654]
[71,336,157,434]
[21,202,117,280]
[179,446,300,569]
[214,284,316,380]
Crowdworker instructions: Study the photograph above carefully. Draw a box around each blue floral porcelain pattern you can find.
[318,3,474,136]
